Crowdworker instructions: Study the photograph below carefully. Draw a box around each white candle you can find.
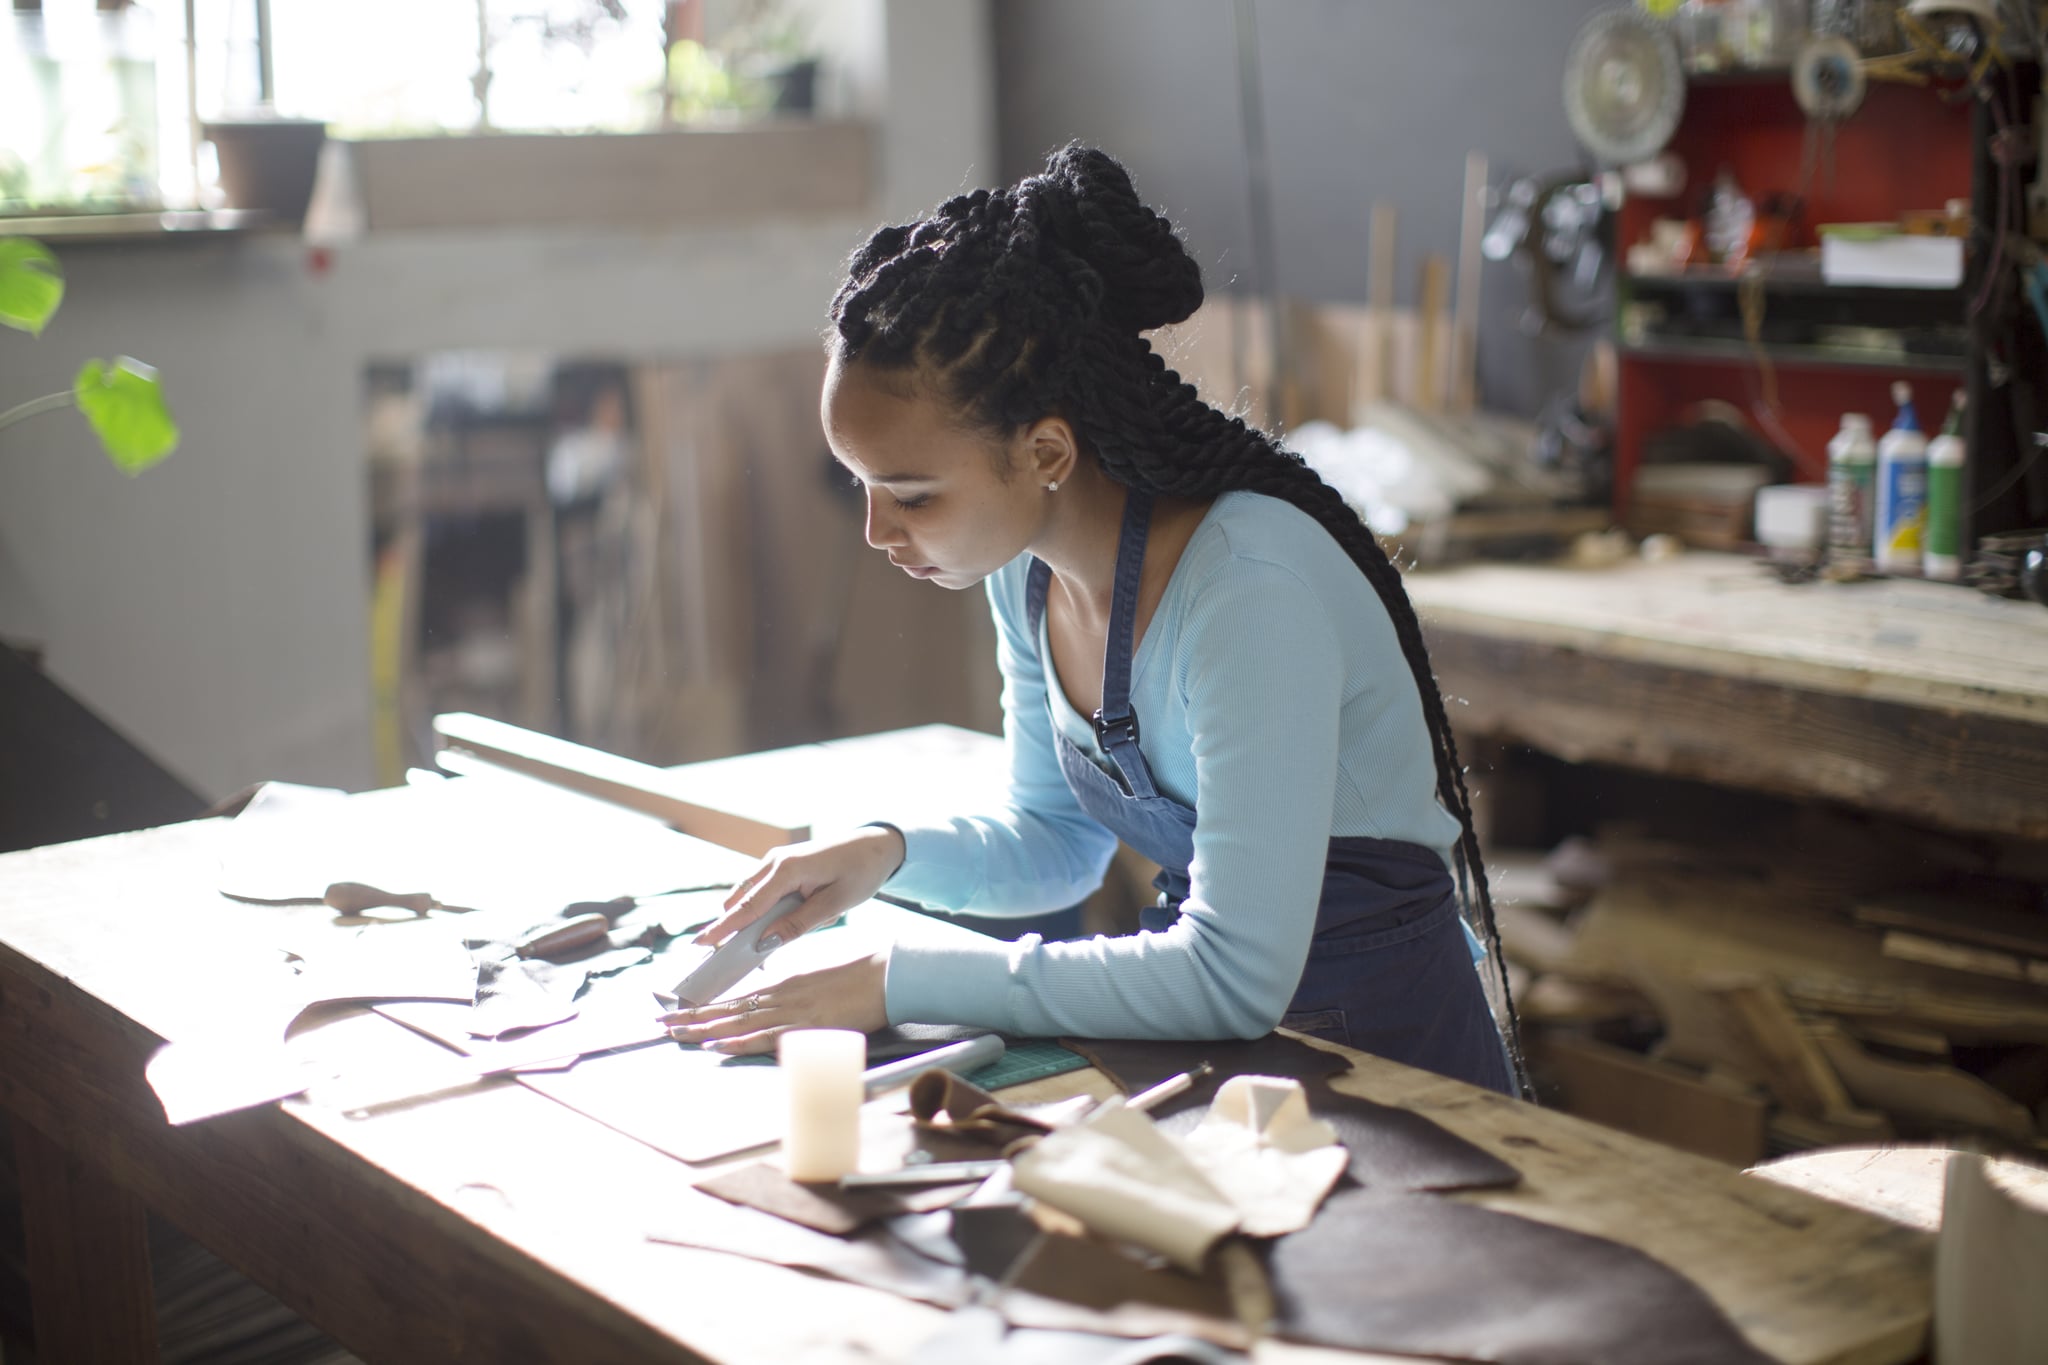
[779,1028,866,1182]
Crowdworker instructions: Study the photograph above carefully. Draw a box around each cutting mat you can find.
[973,1038,1089,1091]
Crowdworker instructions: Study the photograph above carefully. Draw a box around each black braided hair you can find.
[831,144,1526,1088]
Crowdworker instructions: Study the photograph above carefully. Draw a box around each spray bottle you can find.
[1923,390,1967,581]
[1875,381,1928,574]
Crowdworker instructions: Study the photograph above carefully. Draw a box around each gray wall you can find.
[992,0,1612,417]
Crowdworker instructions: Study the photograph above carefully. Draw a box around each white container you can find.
[779,1029,865,1182]
[1875,383,1929,573]
[1826,413,1877,561]
[1821,234,1965,288]
[1755,484,1831,555]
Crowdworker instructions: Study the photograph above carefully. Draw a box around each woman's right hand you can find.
[692,824,907,952]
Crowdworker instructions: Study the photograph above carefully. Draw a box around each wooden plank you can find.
[1452,152,1486,415]
[351,123,873,233]
[1423,628,2048,841]
[1528,1031,1768,1166]
[1415,254,1451,413]
[434,712,808,858]
[13,1114,160,1364]
[1408,552,2048,726]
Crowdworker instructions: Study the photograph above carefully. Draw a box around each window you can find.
[1,0,819,217]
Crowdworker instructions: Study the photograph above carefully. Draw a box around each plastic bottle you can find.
[1826,412,1876,564]
[1924,390,1967,581]
[1875,381,1929,574]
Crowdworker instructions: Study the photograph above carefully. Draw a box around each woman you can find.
[661,145,1520,1094]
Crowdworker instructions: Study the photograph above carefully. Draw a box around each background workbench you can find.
[1406,551,2048,843]
[0,733,1937,1364]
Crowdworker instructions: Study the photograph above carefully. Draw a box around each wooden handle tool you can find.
[323,882,437,916]
[513,913,613,961]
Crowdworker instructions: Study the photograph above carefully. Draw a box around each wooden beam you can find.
[1423,629,2048,841]
[13,1114,160,1364]
[434,713,809,859]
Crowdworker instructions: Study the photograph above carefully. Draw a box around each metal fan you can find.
[1563,8,1687,167]
[1792,34,1866,190]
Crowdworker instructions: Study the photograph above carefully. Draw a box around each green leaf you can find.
[73,357,179,473]
[0,238,65,336]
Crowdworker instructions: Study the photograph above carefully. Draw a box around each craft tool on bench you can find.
[839,1159,1007,1190]
[861,1033,1008,1098]
[1126,1060,1215,1113]
[652,891,807,1010]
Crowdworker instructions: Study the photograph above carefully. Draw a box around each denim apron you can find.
[1028,490,1513,1094]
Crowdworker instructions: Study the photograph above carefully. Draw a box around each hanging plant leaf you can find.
[0,238,65,336]
[73,357,180,474]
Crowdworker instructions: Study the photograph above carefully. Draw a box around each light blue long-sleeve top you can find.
[879,489,1464,1040]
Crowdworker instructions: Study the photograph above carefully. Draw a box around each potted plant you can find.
[0,238,178,472]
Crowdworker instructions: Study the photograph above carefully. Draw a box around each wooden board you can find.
[1408,552,2048,727]
[0,775,1939,1365]
[1417,594,2048,841]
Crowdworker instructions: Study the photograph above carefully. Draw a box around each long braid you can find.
[831,145,1526,1088]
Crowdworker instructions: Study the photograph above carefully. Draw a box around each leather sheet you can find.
[646,1196,1246,1348]
[697,1162,974,1236]
[1063,1035,1519,1192]
[1262,1186,1778,1364]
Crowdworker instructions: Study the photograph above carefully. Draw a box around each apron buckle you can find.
[1092,707,1141,749]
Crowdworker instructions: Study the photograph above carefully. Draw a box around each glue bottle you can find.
[1874,381,1928,574]
[1923,389,1967,580]
[1826,412,1876,565]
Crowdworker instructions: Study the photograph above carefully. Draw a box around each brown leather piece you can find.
[910,1070,1059,1152]
[1263,1186,1779,1364]
[1060,1036,1350,1106]
[697,1162,973,1236]
[947,1204,1240,1339]
[1062,1035,1519,1192]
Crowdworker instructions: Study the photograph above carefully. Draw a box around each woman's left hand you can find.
[658,951,890,1056]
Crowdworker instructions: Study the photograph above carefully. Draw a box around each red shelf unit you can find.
[1612,75,1977,504]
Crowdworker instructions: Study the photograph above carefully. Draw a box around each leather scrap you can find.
[911,1070,1059,1153]
[697,1162,974,1237]
[1061,1036,1350,1111]
[1064,1035,1518,1192]
[1262,1186,1779,1364]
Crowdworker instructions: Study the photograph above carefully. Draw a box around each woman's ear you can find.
[1020,415,1079,490]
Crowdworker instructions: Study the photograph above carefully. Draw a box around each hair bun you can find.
[1031,144,1203,334]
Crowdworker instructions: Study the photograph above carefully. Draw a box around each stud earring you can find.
[1046,480,1060,492]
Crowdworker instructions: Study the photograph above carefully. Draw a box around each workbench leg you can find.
[12,1113,161,1363]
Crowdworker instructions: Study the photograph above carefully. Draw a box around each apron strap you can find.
[1022,490,1162,801]
[1095,490,1156,799]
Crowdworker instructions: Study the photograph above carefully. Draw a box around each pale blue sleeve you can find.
[884,558,1343,1039]
[878,561,1120,915]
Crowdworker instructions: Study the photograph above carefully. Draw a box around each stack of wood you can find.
[1492,818,2048,1166]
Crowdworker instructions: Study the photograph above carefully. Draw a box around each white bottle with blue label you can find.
[1875,381,1928,574]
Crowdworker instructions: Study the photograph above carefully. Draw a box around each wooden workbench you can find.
[1407,552,2048,842]
[0,736,1937,1364]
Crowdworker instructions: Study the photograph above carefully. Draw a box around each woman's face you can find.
[821,356,1061,591]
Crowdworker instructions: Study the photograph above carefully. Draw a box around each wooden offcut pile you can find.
[1494,816,2048,1165]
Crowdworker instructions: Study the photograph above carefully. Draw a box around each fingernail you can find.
[667,1026,692,1040]
[758,935,781,953]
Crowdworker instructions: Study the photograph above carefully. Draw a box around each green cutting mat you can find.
[966,1038,1090,1091]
